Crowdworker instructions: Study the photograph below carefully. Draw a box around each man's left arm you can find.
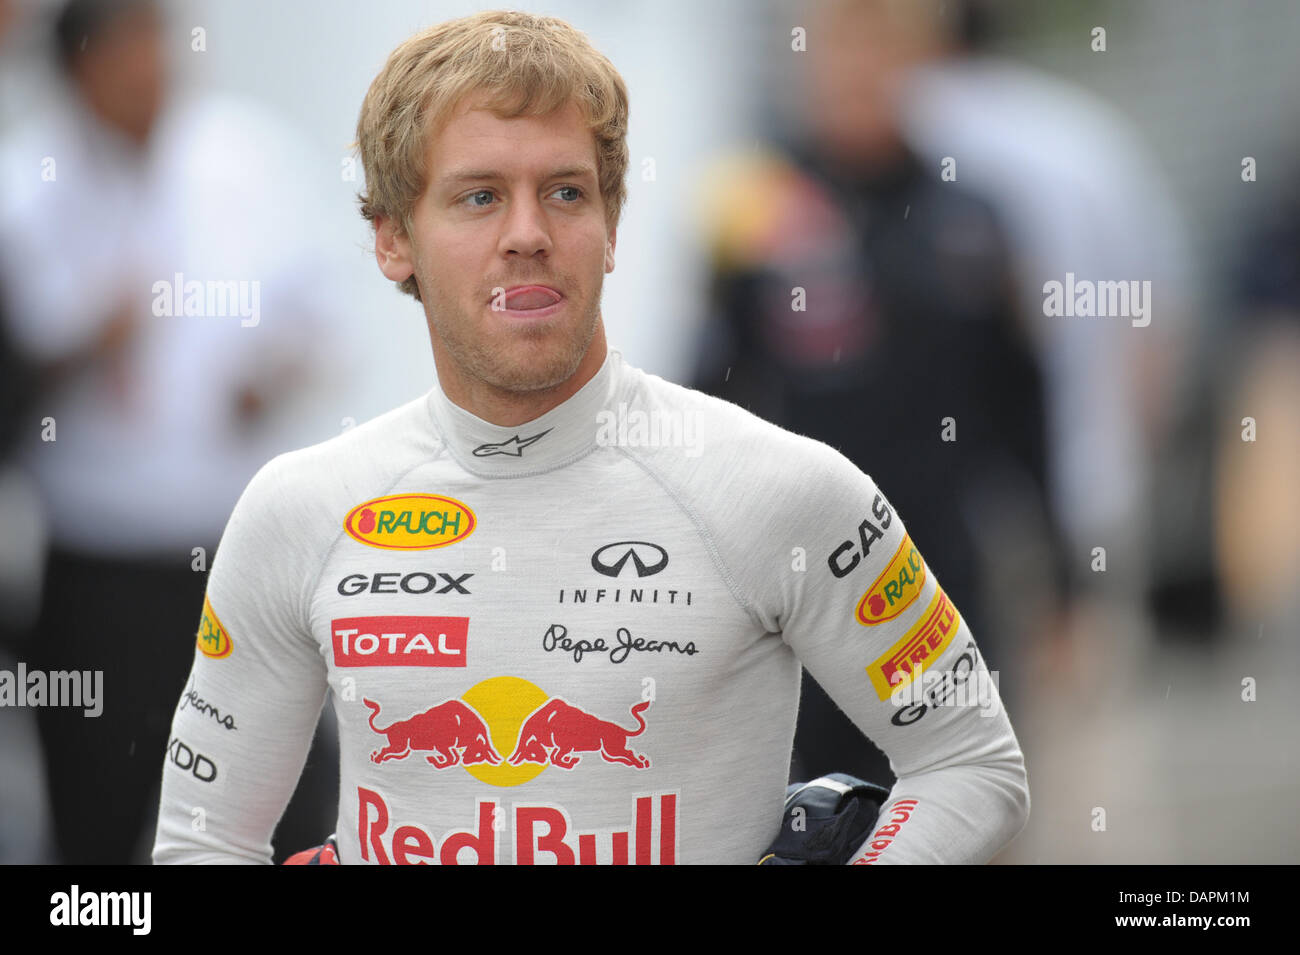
[750,440,1031,864]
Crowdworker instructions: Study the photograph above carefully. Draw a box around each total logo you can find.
[362,677,652,787]
[332,616,468,668]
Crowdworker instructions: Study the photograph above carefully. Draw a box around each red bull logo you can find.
[357,787,678,865]
[364,698,501,768]
[509,698,651,769]
[850,798,919,864]
[363,677,652,786]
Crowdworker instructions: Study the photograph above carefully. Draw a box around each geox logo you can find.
[472,430,552,457]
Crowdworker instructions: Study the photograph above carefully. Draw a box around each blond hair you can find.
[354,10,630,301]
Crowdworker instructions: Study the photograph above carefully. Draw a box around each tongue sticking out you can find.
[505,288,561,310]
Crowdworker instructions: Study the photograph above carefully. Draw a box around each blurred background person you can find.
[688,0,1065,790]
[1218,178,1300,639]
[885,0,1290,862]
[895,2,1201,861]
[0,282,53,863]
[900,0,1202,668]
[0,0,56,866]
[0,0,343,862]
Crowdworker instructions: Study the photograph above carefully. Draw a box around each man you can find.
[154,10,1028,865]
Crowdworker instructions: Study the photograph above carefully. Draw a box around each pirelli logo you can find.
[866,587,960,700]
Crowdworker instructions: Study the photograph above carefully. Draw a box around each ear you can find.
[375,213,416,284]
[604,224,617,274]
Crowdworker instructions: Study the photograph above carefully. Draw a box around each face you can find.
[376,98,616,395]
[807,5,922,162]
[76,7,167,146]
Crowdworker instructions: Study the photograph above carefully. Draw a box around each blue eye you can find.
[464,190,495,207]
[553,186,582,202]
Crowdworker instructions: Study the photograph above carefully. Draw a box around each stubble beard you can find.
[425,272,603,397]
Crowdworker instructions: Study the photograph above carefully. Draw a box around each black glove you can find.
[757,774,891,865]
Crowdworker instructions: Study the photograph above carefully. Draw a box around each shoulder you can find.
[234,392,442,526]
[613,360,891,625]
[616,363,873,512]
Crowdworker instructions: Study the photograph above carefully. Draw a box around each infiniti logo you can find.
[591,541,669,579]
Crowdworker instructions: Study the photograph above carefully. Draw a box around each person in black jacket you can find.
[690,0,1061,788]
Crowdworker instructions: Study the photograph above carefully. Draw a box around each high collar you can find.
[427,349,621,477]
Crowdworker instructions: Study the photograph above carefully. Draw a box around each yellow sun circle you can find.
[461,676,549,787]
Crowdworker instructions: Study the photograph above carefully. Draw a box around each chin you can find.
[497,321,596,388]
[476,346,576,394]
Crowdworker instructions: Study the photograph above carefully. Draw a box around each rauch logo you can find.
[344,494,476,550]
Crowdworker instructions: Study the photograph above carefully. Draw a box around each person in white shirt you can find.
[0,0,339,862]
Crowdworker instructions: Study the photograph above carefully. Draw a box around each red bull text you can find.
[357,788,679,864]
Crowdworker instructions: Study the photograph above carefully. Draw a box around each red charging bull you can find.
[364,697,501,768]
[508,697,651,769]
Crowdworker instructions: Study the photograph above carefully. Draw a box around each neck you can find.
[433,322,608,427]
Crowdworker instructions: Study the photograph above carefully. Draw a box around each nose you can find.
[498,192,553,260]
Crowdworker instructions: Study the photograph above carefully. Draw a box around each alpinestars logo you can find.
[472,430,552,457]
[591,541,669,578]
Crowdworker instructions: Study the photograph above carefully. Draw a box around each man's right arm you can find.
[153,455,329,864]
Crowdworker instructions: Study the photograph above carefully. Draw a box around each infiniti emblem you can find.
[591,541,669,578]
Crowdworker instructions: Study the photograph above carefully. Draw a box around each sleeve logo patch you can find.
[197,594,233,659]
[855,533,926,625]
[866,587,960,699]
